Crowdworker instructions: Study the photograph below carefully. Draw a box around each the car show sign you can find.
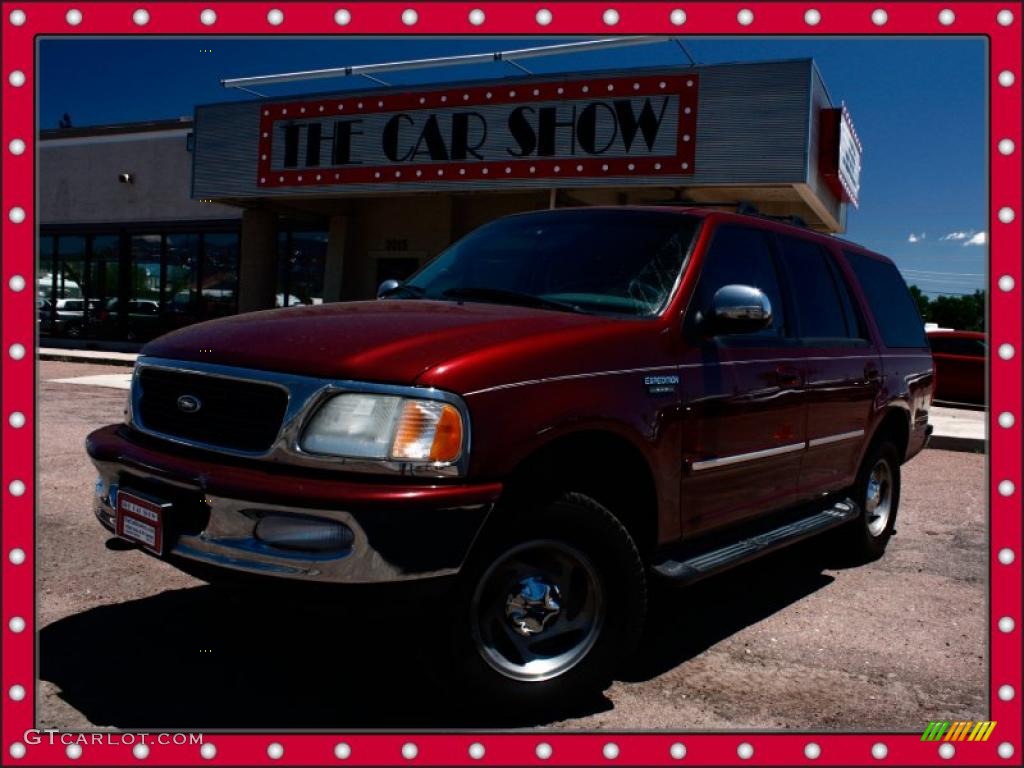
[256,73,698,189]
[819,106,862,209]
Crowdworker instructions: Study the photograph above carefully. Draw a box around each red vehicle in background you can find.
[927,330,986,406]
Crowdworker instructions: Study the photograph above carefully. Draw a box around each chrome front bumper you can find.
[92,460,493,584]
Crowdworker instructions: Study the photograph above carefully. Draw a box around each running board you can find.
[653,498,860,585]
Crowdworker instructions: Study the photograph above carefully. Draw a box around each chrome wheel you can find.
[471,540,604,682]
[865,459,893,537]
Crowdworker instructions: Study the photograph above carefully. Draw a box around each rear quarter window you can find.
[843,250,928,348]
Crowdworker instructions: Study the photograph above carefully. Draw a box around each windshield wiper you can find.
[440,287,585,314]
[381,284,426,299]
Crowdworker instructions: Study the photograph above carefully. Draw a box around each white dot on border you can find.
[267,8,284,25]
[133,743,149,760]
[8,138,26,155]
[998,411,1015,428]
[670,8,686,25]
[938,743,955,759]
[9,616,26,632]
[872,743,888,759]
[200,743,216,759]
[804,9,821,25]
[603,742,619,760]
[998,548,1015,564]
[998,480,1015,496]
[805,742,821,759]
[603,8,619,25]
[737,743,753,760]
[871,8,888,25]
[468,743,485,760]
[8,70,26,87]
[998,275,1015,292]
[9,743,26,759]
[132,8,149,25]
[998,742,1015,759]
[66,743,82,760]
[998,206,1015,223]
[65,8,82,25]
[669,743,686,760]
[468,8,485,25]
[998,343,1015,360]
[9,480,25,497]
[998,138,1015,155]
[200,8,216,24]
[737,8,754,25]
[997,9,1014,25]
[9,275,26,292]
[536,743,553,760]
[9,343,26,361]
[9,411,26,428]
[9,548,26,565]
[267,743,284,759]
[401,8,418,25]
[8,206,25,224]
[9,8,26,25]
[334,8,351,25]
[998,70,1016,87]
[998,684,1015,700]
[8,685,25,701]
[401,743,418,760]
[536,8,552,25]
[938,8,955,25]
[334,742,351,759]
[998,616,1015,632]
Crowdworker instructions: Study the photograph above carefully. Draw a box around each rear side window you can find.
[691,224,787,338]
[843,250,928,348]
[776,235,858,340]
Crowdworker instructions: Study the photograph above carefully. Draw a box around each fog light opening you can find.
[254,514,354,553]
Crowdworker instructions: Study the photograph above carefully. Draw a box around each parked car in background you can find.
[87,207,934,705]
[38,297,89,337]
[90,298,164,341]
[927,330,985,406]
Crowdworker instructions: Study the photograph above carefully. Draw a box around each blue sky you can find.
[38,36,987,296]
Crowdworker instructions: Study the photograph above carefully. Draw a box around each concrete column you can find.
[322,214,348,303]
[237,208,277,313]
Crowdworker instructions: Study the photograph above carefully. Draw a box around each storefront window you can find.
[202,232,239,319]
[165,233,200,331]
[86,235,121,339]
[277,228,327,306]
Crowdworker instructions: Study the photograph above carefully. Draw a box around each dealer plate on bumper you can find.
[116,490,170,555]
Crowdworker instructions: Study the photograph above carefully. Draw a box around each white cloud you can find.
[964,231,987,247]
[907,232,926,243]
[941,231,973,241]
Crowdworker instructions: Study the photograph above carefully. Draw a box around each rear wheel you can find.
[838,441,901,562]
[447,492,646,709]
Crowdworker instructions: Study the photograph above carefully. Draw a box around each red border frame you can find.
[2,3,1021,766]
[257,74,698,187]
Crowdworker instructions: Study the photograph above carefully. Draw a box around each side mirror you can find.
[705,284,773,335]
[377,279,401,299]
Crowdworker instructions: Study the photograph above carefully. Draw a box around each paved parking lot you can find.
[36,361,986,731]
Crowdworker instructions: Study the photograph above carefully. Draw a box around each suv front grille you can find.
[136,367,288,453]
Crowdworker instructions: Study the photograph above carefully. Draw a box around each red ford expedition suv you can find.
[87,207,933,703]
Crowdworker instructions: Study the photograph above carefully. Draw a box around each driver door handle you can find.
[775,365,803,388]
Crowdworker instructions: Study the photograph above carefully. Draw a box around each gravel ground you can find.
[36,361,986,731]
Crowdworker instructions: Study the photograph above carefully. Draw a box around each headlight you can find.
[300,393,464,464]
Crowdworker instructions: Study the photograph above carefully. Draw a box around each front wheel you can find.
[447,492,646,709]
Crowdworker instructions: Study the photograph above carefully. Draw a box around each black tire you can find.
[444,492,646,711]
[837,440,901,562]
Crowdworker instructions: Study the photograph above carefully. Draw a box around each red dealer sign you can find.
[256,73,698,188]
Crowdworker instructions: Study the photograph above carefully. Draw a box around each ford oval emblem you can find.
[177,394,202,414]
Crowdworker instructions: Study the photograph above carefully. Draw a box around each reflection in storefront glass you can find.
[277,229,327,307]
[87,235,121,339]
[202,232,239,319]
[165,234,200,330]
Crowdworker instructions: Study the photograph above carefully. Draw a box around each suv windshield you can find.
[393,209,701,316]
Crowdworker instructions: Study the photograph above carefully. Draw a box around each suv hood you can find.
[141,300,614,385]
